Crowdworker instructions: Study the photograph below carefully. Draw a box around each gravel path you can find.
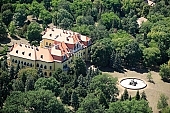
[104,69,170,113]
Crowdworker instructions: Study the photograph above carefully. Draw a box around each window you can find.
[18,60,20,64]
[40,64,43,68]
[16,50,18,53]
[29,53,31,56]
[44,72,47,76]
[27,63,29,66]
[49,72,52,76]
[24,62,26,65]
[46,42,48,45]
[21,61,23,64]
[41,55,43,59]
[15,60,17,63]
[12,59,14,62]
[49,43,51,46]
[44,65,47,69]
[50,66,52,70]
[30,63,32,67]
[22,52,25,55]
[37,63,39,67]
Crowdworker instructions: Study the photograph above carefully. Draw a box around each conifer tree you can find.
[141,91,147,100]
[135,90,140,100]
[70,91,79,111]
[60,88,69,105]
[9,65,15,80]
[15,62,20,76]
[123,89,129,100]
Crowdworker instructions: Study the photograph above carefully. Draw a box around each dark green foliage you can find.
[26,22,42,42]
[60,88,69,105]
[2,90,65,113]
[107,99,152,113]
[0,69,12,109]
[157,94,169,110]
[141,91,147,100]
[34,77,60,96]
[73,58,86,77]
[2,9,13,26]
[122,89,129,101]
[77,93,105,113]
[135,90,140,100]
[88,74,118,102]
[70,91,79,111]
[37,67,43,77]
[159,62,170,80]
[1,3,14,12]
[0,20,7,40]
[13,8,27,27]
[12,79,24,91]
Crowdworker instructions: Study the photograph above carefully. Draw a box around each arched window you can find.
[37,63,39,67]
[12,59,14,62]
[40,64,43,68]
[24,62,26,65]
[49,72,52,76]
[44,65,47,69]
[49,43,51,46]
[21,61,23,64]
[44,72,47,76]
[30,63,32,67]
[15,60,17,63]
[18,60,20,64]
[27,63,29,66]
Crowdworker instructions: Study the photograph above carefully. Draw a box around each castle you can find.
[9,27,92,76]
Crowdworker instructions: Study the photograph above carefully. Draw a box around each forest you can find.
[0,0,170,113]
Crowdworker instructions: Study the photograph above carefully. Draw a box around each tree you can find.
[161,106,170,113]
[107,99,152,113]
[25,75,35,91]
[26,22,42,42]
[141,91,147,100]
[44,0,51,10]
[159,62,170,81]
[147,71,153,82]
[100,12,120,30]
[2,90,65,113]
[0,69,11,109]
[2,9,13,26]
[135,90,140,100]
[29,1,45,19]
[13,8,27,26]
[90,38,113,67]
[157,94,169,110]
[76,16,94,26]
[0,20,7,40]
[52,9,73,28]
[39,9,52,25]
[143,47,161,66]
[122,89,129,101]
[9,21,16,37]
[88,74,118,102]
[34,77,60,96]
[60,88,69,105]
[77,93,105,113]
[73,58,86,77]
[9,65,15,80]
[1,3,14,12]
[70,91,79,111]
[12,79,24,91]
[15,62,20,75]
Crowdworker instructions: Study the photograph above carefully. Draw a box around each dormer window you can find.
[41,55,43,59]
[29,53,31,56]
[50,34,52,37]
[16,50,18,53]
[22,52,25,55]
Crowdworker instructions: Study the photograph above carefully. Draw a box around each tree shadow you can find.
[11,35,20,40]
[123,63,149,74]
[162,78,170,83]
[99,66,127,73]
[0,37,11,44]
[148,80,155,84]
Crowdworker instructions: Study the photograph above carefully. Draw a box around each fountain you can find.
[120,78,147,90]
